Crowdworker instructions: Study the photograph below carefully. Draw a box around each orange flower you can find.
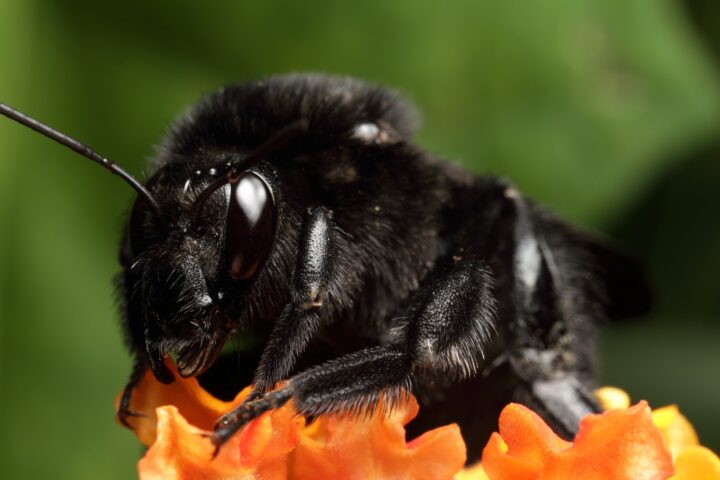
[468,390,720,480]
[118,362,466,480]
[596,387,720,480]
[120,368,719,480]
[480,401,674,480]
[292,398,465,480]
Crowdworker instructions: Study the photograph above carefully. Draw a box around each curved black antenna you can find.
[190,119,309,228]
[0,102,162,218]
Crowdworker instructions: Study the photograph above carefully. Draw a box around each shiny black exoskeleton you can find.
[0,74,650,461]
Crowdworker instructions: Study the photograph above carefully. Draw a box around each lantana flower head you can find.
[119,363,720,480]
[121,361,466,480]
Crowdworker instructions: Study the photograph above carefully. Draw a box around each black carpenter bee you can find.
[0,74,650,461]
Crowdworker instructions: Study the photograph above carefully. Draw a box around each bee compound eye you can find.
[226,172,276,280]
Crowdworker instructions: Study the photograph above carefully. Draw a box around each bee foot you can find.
[117,408,146,429]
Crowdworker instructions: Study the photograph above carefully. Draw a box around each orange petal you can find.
[291,396,466,480]
[121,365,468,480]
[497,403,571,462]
[652,405,699,459]
[115,360,245,446]
[482,402,674,480]
[138,405,297,480]
[669,445,720,480]
[563,402,674,480]
[481,432,538,480]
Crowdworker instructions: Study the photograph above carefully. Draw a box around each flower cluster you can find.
[119,363,720,480]
[474,387,720,480]
[122,362,465,480]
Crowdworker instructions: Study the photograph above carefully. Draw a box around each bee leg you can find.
[116,358,148,428]
[249,207,348,397]
[213,256,497,449]
[499,185,601,438]
[512,369,601,439]
[211,345,412,451]
[504,247,603,437]
[403,254,497,380]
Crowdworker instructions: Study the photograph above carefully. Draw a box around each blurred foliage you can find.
[0,0,719,478]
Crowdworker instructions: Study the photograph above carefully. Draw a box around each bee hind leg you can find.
[510,360,601,439]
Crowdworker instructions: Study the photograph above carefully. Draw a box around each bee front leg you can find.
[248,207,349,396]
[116,357,148,428]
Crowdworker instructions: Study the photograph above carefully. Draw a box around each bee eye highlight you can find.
[226,172,275,280]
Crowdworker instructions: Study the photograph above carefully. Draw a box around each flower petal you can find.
[455,462,490,480]
[291,396,466,480]
[595,386,631,410]
[564,402,674,480]
[116,360,242,447]
[481,402,571,479]
[481,402,675,480]
[123,364,467,480]
[138,405,297,480]
[652,405,699,458]
[481,432,538,480]
[669,445,720,480]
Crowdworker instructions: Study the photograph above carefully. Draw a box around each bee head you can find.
[123,124,299,382]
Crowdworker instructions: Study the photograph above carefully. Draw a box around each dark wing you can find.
[532,206,652,322]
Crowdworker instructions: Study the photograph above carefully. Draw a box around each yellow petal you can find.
[455,462,490,480]
[595,386,631,410]
[668,445,720,480]
[651,405,699,458]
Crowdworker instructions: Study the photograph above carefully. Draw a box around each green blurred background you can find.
[1,0,719,477]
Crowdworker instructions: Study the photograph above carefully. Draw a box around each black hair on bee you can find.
[0,73,650,461]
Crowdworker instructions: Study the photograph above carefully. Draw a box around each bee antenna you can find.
[190,119,309,227]
[0,102,162,219]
